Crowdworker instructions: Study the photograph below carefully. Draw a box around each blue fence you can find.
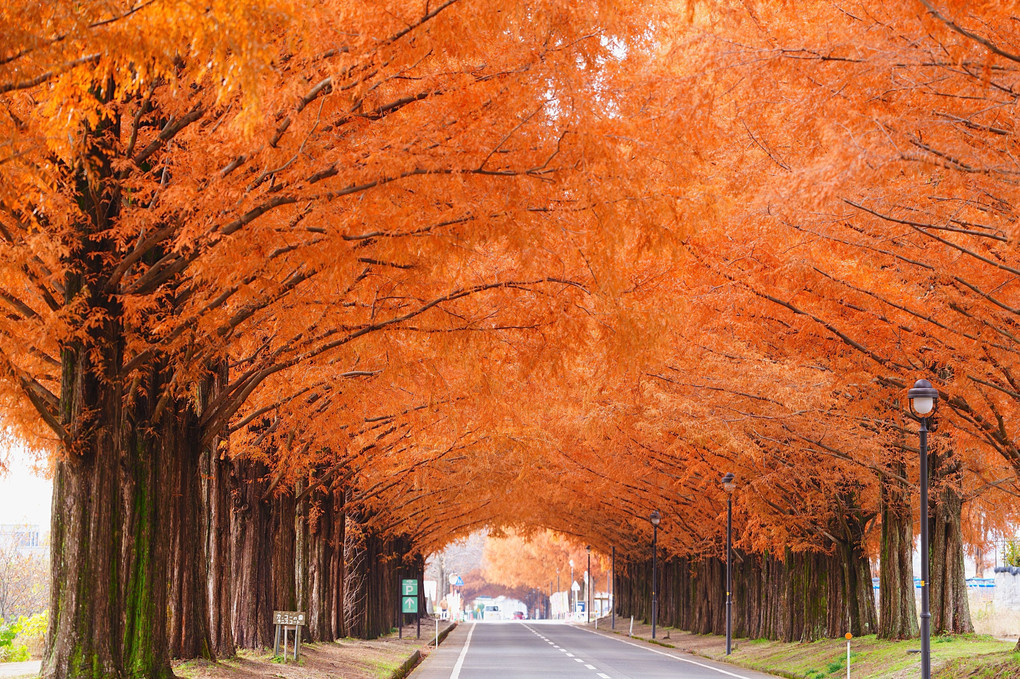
[871,577,996,590]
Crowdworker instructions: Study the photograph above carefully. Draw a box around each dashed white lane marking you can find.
[576,625,761,679]
[449,623,476,679]
[523,624,613,679]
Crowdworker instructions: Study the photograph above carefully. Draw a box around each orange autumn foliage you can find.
[1,1,1020,656]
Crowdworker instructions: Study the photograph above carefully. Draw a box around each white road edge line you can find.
[576,626,760,679]
[449,622,477,679]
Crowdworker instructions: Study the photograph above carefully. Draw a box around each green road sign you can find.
[402,596,418,614]
[401,579,418,596]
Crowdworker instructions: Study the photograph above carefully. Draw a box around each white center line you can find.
[597,674,611,679]
[585,664,596,670]
[449,623,476,679]
[574,658,584,663]
[566,652,574,657]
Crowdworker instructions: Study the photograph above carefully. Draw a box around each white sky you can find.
[0,448,52,529]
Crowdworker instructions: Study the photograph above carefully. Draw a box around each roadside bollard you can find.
[435,619,439,648]
[845,632,852,678]
[629,616,634,637]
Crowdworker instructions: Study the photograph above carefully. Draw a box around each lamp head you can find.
[586,545,591,554]
[650,510,661,527]
[907,378,939,417]
[721,472,736,493]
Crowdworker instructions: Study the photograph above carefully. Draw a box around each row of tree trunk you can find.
[166,453,422,659]
[46,371,420,678]
[614,473,973,642]
[614,546,878,642]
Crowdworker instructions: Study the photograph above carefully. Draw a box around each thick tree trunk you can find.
[44,221,174,677]
[201,447,236,658]
[167,404,213,660]
[928,443,973,635]
[271,493,297,617]
[294,480,309,641]
[230,459,274,648]
[878,466,919,639]
[197,367,235,658]
[827,503,878,638]
[833,532,878,637]
[45,386,175,678]
[929,476,973,634]
[121,399,175,679]
[307,487,334,641]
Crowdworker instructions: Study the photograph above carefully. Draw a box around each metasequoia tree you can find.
[5,0,1020,669]
[655,0,1020,638]
[483,530,606,594]
[0,0,693,676]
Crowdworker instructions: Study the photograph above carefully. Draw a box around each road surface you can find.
[0,661,40,678]
[411,621,782,679]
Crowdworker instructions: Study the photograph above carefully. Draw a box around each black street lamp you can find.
[650,510,661,639]
[908,378,938,679]
[586,545,592,623]
[721,472,736,655]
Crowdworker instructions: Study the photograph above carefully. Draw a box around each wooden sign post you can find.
[273,610,306,662]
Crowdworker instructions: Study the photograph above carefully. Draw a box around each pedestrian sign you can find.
[402,596,418,613]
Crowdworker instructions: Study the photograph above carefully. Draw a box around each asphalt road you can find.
[411,621,783,679]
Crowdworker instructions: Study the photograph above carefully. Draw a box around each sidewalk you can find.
[0,661,40,678]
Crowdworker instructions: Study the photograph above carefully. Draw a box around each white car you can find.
[482,605,501,621]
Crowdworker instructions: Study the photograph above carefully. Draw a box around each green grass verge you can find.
[611,627,1018,679]
[723,633,1016,679]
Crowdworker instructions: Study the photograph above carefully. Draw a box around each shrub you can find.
[0,611,48,662]
[1005,539,1020,568]
[0,618,29,662]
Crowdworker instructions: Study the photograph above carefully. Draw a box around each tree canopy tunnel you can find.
[4,0,1020,677]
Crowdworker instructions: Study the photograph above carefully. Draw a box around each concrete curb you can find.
[390,621,458,679]
[391,650,421,679]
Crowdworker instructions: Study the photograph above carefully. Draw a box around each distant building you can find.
[0,523,49,557]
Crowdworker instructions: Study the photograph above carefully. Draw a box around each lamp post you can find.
[586,545,592,623]
[721,472,736,655]
[569,559,575,619]
[650,510,661,639]
[908,378,938,679]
